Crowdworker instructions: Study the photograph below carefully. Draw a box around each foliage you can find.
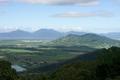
[0,60,18,80]
[51,34,120,48]
[47,47,120,80]
[1,47,120,80]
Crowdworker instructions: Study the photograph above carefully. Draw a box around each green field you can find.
[0,40,95,72]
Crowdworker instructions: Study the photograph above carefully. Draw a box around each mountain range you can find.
[50,34,120,48]
[0,29,63,40]
[0,29,86,40]
[0,29,119,40]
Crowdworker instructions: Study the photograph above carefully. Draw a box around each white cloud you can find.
[18,0,99,6]
[52,11,113,18]
[78,1,99,6]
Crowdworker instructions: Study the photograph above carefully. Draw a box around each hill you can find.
[47,47,120,80]
[0,29,63,40]
[33,29,63,40]
[0,29,120,40]
[0,29,89,40]
[102,32,120,40]
[50,33,120,48]
[0,30,32,39]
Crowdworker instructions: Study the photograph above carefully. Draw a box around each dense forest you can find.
[0,47,120,80]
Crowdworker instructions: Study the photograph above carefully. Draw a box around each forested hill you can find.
[50,34,120,48]
[47,47,120,80]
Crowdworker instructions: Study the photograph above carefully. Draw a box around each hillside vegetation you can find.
[1,47,120,80]
[51,34,120,48]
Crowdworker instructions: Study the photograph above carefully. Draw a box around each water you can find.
[11,65,26,72]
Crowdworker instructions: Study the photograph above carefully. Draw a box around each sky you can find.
[0,0,120,33]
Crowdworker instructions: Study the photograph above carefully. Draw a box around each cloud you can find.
[52,11,113,18]
[18,0,99,6]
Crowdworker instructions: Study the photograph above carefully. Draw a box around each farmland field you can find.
[0,40,95,72]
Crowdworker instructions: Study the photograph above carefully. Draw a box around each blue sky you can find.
[0,0,120,33]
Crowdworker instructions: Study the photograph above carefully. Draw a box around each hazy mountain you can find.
[33,29,64,40]
[0,29,120,41]
[102,32,120,40]
[0,29,32,39]
[0,29,87,40]
[0,29,64,40]
[50,33,120,48]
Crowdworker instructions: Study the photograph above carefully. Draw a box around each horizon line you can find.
[0,28,119,34]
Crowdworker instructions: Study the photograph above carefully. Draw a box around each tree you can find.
[0,60,18,80]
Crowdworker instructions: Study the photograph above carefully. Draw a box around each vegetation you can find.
[0,60,18,80]
[0,40,95,72]
[1,47,120,80]
[0,39,120,80]
[50,34,120,48]
[18,47,120,80]
[46,47,120,80]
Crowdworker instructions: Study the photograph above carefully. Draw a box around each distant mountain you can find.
[0,29,64,40]
[33,29,64,40]
[0,29,119,41]
[0,29,87,40]
[102,32,120,40]
[0,29,32,39]
[50,33,120,48]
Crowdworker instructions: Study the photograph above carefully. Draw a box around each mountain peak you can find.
[66,33,101,38]
[80,33,112,41]
[66,34,80,37]
[82,33,99,36]
[15,29,23,32]
[35,29,59,33]
[12,29,28,33]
